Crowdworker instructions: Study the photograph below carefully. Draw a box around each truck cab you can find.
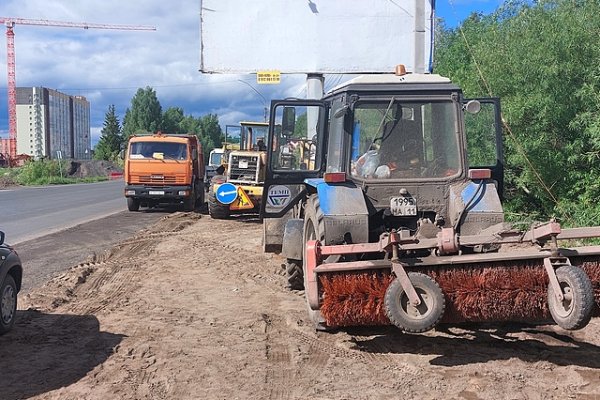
[124,132,205,211]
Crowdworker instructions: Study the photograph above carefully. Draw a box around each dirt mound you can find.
[67,160,123,179]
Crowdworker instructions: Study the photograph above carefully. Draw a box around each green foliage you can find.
[118,86,224,160]
[122,87,163,139]
[435,0,600,226]
[94,105,124,162]
[14,160,106,185]
[162,107,185,134]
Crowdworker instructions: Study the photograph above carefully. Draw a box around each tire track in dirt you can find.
[262,313,294,400]
[67,258,144,315]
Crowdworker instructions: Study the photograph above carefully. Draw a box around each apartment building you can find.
[15,87,91,160]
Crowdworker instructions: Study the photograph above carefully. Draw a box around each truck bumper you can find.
[125,185,193,201]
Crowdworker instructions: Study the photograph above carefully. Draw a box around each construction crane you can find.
[0,17,156,164]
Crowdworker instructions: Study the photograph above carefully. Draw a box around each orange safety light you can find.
[468,168,492,180]
[323,172,347,183]
[395,64,407,76]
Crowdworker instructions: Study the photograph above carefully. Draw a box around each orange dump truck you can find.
[124,132,205,211]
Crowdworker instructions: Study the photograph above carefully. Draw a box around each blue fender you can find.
[304,178,369,245]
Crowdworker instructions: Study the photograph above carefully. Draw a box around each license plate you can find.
[239,159,249,169]
[390,196,417,216]
[149,190,165,195]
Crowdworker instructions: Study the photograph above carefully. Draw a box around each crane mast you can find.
[1,17,155,163]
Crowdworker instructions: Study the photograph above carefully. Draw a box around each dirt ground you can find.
[4,212,600,400]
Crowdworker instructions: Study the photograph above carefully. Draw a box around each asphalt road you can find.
[2,180,205,293]
[16,209,169,293]
[1,180,126,245]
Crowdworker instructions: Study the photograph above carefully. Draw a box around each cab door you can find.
[463,97,504,199]
[260,99,329,219]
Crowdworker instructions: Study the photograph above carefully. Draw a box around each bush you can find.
[14,159,108,186]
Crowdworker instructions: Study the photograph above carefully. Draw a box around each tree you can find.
[162,107,185,134]
[122,86,163,139]
[178,114,223,158]
[94,104,123,161]
[434,0,600,225]
[198,114,223,154]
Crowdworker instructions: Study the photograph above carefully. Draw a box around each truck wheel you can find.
[286,259,303,290]
[208,186,230,219]
[547,265,594,330]
[0,275,17,335]
[127,197,140,212]
[183,186,196,212]
[384,272,445,333]
[196,182,207,213]
[183,196,195,212]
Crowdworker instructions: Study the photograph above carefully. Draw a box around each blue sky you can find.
[0,0,505,147]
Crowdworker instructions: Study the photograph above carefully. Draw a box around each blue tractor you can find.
[260,69,599,333]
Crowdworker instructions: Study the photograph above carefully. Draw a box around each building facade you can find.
[15,87,91,160]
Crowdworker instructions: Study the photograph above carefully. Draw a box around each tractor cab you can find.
[261,73,504,240]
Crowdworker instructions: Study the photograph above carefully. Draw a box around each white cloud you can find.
[0,0,499,150]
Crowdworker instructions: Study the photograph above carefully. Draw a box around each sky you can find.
[0,0,504,147]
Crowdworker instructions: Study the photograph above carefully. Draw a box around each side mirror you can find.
[464,100,481,114]
[282,106,296,137]
[119,149,125,160]
[192,148,198,160]
[0,231,4,246]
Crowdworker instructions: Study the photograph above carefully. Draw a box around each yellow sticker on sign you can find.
[229,187,255,210]
[257,70,280,84]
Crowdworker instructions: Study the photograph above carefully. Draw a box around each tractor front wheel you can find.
[384,272,445,333]
[208,186,230,219]
[547,265,594,330]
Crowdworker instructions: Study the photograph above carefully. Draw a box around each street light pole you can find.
[237,79,268,122]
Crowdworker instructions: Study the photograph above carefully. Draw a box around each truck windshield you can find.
[209,151,224,166]
[129,142,188,160]
[350,100,461,180]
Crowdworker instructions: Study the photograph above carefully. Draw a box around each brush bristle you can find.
[319,256,600,328]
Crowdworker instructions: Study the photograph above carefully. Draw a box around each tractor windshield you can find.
[350,100,461,180]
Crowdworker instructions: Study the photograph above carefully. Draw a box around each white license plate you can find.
[390,196,417,216]
[149,190,165,195]
[239,159,249,169]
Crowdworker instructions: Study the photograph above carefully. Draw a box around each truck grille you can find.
[229,155,259,183]
[134,175,182,184]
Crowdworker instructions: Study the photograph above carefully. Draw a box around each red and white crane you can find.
[1,17,155,162]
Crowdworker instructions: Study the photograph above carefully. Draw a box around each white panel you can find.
[200,0,434,74]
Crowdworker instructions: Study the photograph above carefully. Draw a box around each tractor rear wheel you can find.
[384,272,445,333]
[286,260,303,290]
[547,265,594,330]
[208,186,230,219]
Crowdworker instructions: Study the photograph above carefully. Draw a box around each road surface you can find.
[1,180,126,245]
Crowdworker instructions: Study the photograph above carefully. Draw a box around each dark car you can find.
[0,231,22,334]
